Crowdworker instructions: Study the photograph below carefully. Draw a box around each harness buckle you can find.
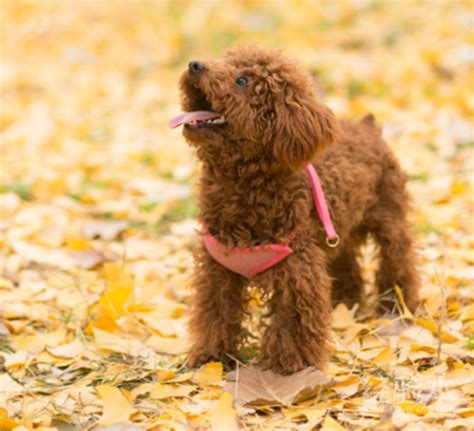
[326,235,340,248]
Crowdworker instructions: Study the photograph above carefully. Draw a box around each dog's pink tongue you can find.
[168,111,221,129]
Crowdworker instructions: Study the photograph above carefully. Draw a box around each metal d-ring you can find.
[326,235,340,248]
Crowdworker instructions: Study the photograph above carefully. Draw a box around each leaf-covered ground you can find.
[1,1,473,430]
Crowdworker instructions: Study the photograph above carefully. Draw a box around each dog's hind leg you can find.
[329,232,366,309]
[369,159,420,314]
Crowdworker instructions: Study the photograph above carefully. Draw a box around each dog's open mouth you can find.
[168,111,226,129]
[168,82,227,130]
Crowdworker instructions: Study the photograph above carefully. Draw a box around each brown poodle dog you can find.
[169,45,420,374]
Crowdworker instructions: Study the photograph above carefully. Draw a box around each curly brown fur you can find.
[176,46,420,374]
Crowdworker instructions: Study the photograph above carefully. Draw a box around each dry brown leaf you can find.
[224,366,331,407]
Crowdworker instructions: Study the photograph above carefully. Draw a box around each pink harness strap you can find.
[203,230,292,279]
[304,163,340,247]
[202,163,338,279]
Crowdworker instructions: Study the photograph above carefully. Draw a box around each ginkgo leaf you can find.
[1,351,29,369]
[47,339,86,358]
[93,328,144,354]
[332,303,357,330]
[332,375,360,398]
[97,385,134,426]
[207,392,239,431]
[99,263,134,319]
[320,415,347,431]
[0,373,25,406]
[193,362,223,387]
[149,383,196,399]
[0,408,19,430]
[146,335,190,355]
[373,346,398,366]
[416,318,460,343]
[398,401,429,417]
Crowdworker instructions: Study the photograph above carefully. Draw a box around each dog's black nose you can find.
[189,61,205,74]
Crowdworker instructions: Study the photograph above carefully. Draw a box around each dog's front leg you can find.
[187,244,248,368]
[259,243,332,374]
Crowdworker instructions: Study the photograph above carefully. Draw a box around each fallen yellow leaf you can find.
[399,401,429,416]
[207,391,239,431]
[0,407,19,430]
[332,303,356,330]
[93,327,143,354]
[320,415,347,430]
[46,339,85,358]
[97,385,134,426]
[100,262,134,319]
[150,383,196,399]
[373,346,397,366]
[146,335,190,355]
[193,362,223,387]
[66,237,91,251]
[416,318,459,343]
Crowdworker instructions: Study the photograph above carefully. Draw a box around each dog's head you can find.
[169,45,339,171]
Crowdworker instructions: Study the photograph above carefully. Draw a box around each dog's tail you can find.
[361,113,382,135]
[361,112,375,124]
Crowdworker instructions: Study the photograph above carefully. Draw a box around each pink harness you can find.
[203,163,339,279]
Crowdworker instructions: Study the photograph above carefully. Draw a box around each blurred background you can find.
[1,1,473,428]
[2,0,472,193]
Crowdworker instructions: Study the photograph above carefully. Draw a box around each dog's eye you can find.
[235,77,248,87]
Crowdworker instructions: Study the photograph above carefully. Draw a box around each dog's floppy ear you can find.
[273,87,339,171]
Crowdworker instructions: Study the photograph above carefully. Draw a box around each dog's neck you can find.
[205,156,286,183]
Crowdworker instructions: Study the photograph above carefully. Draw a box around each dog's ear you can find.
[273,88,339,171]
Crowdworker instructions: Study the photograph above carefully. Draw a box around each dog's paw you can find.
[187,352,215,369]
[258,357,307,375]
[258,350,309,375]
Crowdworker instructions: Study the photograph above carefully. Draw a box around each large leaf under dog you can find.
[224,366,331,407]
